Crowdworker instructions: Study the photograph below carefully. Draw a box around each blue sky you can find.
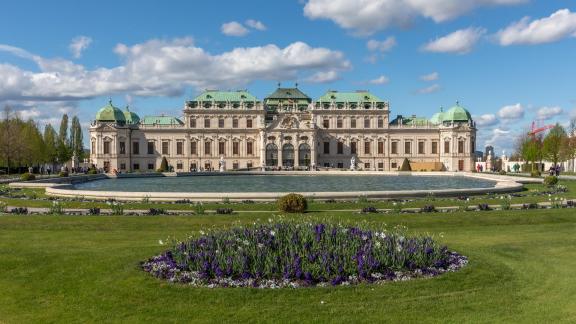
[1,0,575,154]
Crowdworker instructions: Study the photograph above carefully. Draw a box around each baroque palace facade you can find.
[89,86,477,172]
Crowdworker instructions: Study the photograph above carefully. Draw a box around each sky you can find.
[0,0,575,155]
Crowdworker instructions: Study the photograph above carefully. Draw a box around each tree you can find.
[516,131,542,173]
[542,124,568,165]
[69,116,84,161]
[400,158,412,171]
[43,124,59,167]
[57,114,71,164]
[0,106,20,174]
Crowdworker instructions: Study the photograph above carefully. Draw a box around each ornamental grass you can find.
[142,220,466,288]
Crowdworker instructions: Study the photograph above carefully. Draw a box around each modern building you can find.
[89,86,477,172]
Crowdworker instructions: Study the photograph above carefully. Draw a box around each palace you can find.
[89,86,477,172]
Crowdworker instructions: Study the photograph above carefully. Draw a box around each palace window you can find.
[246,119,253,128]
[190,142,197,155]
[391,162,397,169]
[378,118,384,128]
[190,118,196,128]
[323,119,329,128]
[404,141,411,154]
[247,142,253,155]
[458,140,465,154]
[337,162,344,168]
[337,119,343,128]
[162,141,169,155]
[351,142,357,154]
[119,141,126,155]
[204,142,211,156]
[432,142,438,154]
[418,141,425,154]
[471,139,475,153]
[233,162,239,170]
[91,141,95,154]
[364,163,370,169]
[232,119,238,128]
[103,141,110,154]
[391,142,398,154]
[132,142,139,155]
[233,142,239,155]
[133,163,140,170]
[120,163,126,170]
[218,118,225,128]
[323,142,330,154]
[176,141,183,155]
[351,118,357,128]
[337,141,344,154]
[176,163,183,170]
[364,118,370,128]
[364,141,371,155]
[444,141,450,154]
[148,163,154,170]
[147,142,155,155]
[204,118,211,128]
[247,162,253,169]
[378,141,384,154]
[218,142,225,155]
[378,162,384,170]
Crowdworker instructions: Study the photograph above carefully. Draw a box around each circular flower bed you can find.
[142,221,467,288]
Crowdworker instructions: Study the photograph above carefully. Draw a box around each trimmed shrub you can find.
[499,170,507,175]
[20,173,36,181]
[88,207,101,215]
[277,193,308,213]
[421,205,436,213]
[158,157,169,172]
[87,169,98,175]
[215,208,234,215]
[10,207,28,215]
[543,176,558,187]
[148,208,167,215]
[400,158,411,171]
[477,203,491,211]
[530,170,541,178]
[59,171,69,177]
[361,206,378,213]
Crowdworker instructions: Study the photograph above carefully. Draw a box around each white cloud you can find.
[474,113,497,126]
[536,106,563,120]
[420,72,439,81]
[366,37,396,52]
[496,9,576,46]
[303,0,525,35]
[0,39,350,101]
[422,27,486,54]
[245,19,267,31]
[417,84,441,94]
[482,127,513,152]
[69,36,92,59]
[497,103,524,120]
[221,21,249,37]
[305,70,339,83]
[368,75,390,85]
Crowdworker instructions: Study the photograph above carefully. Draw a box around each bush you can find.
[530,170,541,177]
[277,193,308,213]
[88,207,101,215]
[148,208,167,215]
[522,203,539,210]
[400,158,412,171]
[544,176,558,187]
[361,206,378,213]
[158,157,169,172]
[215,208,234,215]
[477,203,491,211]
[20,173,36,181]
[49,201,64,215]
[87,169,98,175]
[193,202,206,215]
[499,170,507,175]
[59,171,69,177]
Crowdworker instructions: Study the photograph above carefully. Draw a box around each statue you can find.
[350,155,357,171]
[219,156,225,172]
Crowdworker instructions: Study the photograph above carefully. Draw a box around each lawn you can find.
[1,209,575,322]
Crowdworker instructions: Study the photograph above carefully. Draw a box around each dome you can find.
[442,102,472,122]
[430,111,444,125]
[123,106,140,125]
[96,100,126,124]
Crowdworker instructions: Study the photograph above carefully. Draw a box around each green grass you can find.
[1,209,576,322]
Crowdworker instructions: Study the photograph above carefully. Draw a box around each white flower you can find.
[320,300,325,304]
[396,245,402,252]
[158,240,164,245]
[375,241,381,248]
[257,243,264,249]
[270,230,275,236]
[268,218,273,223]
[199,230,205,235]
[243,240,249,246]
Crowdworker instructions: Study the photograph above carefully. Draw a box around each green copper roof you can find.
[96,100,126,123]
[317,90,384,103]
[390,115,429,126]
[141,116,183,126]
[430,111,444,125]
[193,90,258,102]
[264,87,311,102]
[442,103,472,122]
[123,106,140,125]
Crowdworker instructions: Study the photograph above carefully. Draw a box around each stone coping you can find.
[6,171,535,202]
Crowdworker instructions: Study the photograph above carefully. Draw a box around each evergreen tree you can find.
[43,124,59,167]
[57,114,71,164]
[400,158,412,171]
[69,116,84,160]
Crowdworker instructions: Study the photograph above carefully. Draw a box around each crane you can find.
[528,121,554,137]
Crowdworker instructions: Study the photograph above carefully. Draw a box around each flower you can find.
[270,230,276,236]
[158,240,164,245]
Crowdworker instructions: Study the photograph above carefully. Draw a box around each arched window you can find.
[282,143,295,167]
[298,143,311,166]
[265,143,278,166]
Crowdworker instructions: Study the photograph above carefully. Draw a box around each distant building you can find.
[89,86,477,172]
